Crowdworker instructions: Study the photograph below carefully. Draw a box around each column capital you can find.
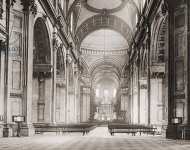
[20,0,37,15]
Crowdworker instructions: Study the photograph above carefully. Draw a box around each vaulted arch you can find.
[89,57,124,75]
[75,14,133,47]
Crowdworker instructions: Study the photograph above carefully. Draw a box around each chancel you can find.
[0,0,190,150]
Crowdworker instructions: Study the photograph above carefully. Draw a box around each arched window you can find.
[33,18,51,122]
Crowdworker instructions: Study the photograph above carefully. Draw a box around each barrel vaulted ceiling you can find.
[70,0,142,81]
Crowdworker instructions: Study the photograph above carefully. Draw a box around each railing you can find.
[81,47,129,55]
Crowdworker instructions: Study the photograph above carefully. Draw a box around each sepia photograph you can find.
[0,0,190,149]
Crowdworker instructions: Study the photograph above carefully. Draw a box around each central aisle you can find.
[88,126,111,137]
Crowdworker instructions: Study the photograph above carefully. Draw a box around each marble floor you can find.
[0,127,190,150]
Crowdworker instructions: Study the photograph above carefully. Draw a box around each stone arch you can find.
[75,14,133,47]
[89,58,122,76]
[151,15,168,64]
[92,66,120,84]
[33,18,51,65]
[32,17,52,123]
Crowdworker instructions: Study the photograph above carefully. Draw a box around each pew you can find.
[33,123,96,136]
[108,123,157,136]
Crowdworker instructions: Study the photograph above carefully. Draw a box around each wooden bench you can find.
[108,123,157,136]
[33,123,96,136]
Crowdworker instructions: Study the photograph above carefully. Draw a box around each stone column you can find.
[147,25,151,125]
[65,45,72,123]
[166,0,190,139]
[74,63,80,123]
[120,88,130,123]
[16,0,37,136]
[137,51,141,124]
[3,0,11,137]
[139,78,148,125]
[21,4,35,137]
[130,63,134,124]
[81,87,91,122]
[0,41,6,137]
[187,0,190,126]
[132,64,138,124]
[52,30,59,124]
[150,76,165,126]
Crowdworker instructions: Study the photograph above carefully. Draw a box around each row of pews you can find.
[33,123,96,136]
[108,123,157,136]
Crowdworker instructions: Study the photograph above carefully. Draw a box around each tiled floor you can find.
[0,127,190,150]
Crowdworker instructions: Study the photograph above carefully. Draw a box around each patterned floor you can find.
[0,127,190,150]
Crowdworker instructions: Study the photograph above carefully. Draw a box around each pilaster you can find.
[20,0,37,136]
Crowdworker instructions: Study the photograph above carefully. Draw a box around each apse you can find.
[94,77,118,105]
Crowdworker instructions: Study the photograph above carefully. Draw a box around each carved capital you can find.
[20,0,37,15]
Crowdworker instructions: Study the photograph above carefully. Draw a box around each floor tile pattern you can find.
[0,127,190,150]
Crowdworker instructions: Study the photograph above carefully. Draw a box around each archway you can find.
[150,15,168,131]
[55,47,66,123]
[32,18,52,123]
[93,73,119,122]
[67,61,77,123]
[75,14,133,48]
[79,26,130,123]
